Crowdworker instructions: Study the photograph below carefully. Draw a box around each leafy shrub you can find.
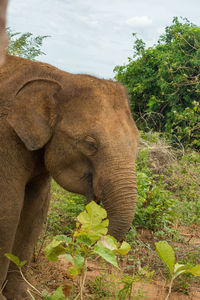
[114,17,200,149]
[171,101,200,149]
[47,181,86,235]
[135,141,177,231]
[155,241,200,300]
[7,28,48,60]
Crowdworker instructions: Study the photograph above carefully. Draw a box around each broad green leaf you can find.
[77,219,109,244]
[19,260,27,268]
[62,254,74,264]
[74,254,84,268]
[93,241,119,269]
[55,235,72,244]
[155,241,175,275]
[173,263,189,279]
[4,253,26,268]
[68,255,84,279]
[117,241,131,255]
[187,264,200,276]
[86,201,107,220]
[174,263,186,273]
[77,201,107,228]
[100,236,130,255]
[48,286,66,300]
[68,266,80,279]
[100,235,118,250]
[76,234,93,246]
[45,239,66,262]
[77,201,109,244]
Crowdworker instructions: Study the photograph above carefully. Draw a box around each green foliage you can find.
[45,201,130,298]
[155,241,200,299]
[44,239,67,262]
[42,287,66,300]
[48,181,86,235]
[45,201,130,272]
[155,241,175,275]
[171,101,200,148]
[135,142,177,231]
[88,270,150,299]
[5,253,27,268]
[165,151,200,226]
[77,200,109,243]
[134,131,200,233]
[114,17,200,149]
[7,28,48,60]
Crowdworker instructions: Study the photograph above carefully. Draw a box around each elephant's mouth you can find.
[85,172,97,203]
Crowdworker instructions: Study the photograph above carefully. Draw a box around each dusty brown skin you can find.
[0,0,8,66]
[0,55,139,299]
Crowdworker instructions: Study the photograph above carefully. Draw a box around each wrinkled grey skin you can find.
[0,55,139,299]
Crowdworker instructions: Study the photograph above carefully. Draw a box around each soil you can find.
[27,225,200,300]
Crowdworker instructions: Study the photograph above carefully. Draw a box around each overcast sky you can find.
[7,0,200,78]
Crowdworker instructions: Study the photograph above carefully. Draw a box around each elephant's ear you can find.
[7,79,61,151]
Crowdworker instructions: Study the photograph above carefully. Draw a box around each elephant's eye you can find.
[83,136,98,155]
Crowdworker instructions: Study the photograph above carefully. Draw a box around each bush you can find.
[7,28,48,60]
[114,17,200,149]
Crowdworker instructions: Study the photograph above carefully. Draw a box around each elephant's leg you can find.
[0,185,24,299]
[4,174,51,300]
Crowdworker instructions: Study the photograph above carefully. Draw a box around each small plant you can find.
[45,201,131,299]
[135,145,177,232]
[4,254,65,299]
[155,241,200,300]
[5,202,130,299]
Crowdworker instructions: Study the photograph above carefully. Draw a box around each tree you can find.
[114,17,200,149]
[7,28,48,60]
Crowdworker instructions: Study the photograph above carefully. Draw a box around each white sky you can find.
[7,0,200,79]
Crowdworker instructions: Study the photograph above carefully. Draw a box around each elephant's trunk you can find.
[94,161,137,241]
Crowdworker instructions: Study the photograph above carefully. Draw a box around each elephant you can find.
[0,0,8,65]
[0,55,139,299]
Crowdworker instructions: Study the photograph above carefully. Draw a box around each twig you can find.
[165,277,173,300]
[80,260,87,300]
[74,291,80,300]
[0,280,8,294]
[35,221,49,262]
[19,268,42,297]
[142,182,153,208]
[27,289,36,300]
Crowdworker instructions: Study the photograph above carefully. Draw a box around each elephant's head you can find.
[7,72,139,241]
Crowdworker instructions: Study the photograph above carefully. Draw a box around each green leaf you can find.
[77,201,107,228]
[4,253,26,268]
[100,235,118,250]
[47,286,66,300]
[19,260,27,268]
[74,254,84,269]
[155,241,175,275]
[173,263,189,279]
[187,264,200,276]
[76,234,93,246]
[117,241,131,255]
[86,201,107,221]
[55,235,72,244]
[77,201,109,243]
[68,255,84,279]
[68,266,80,279]
[93,241,119,269]
[45,239,66,262]
[62,254,74,264]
